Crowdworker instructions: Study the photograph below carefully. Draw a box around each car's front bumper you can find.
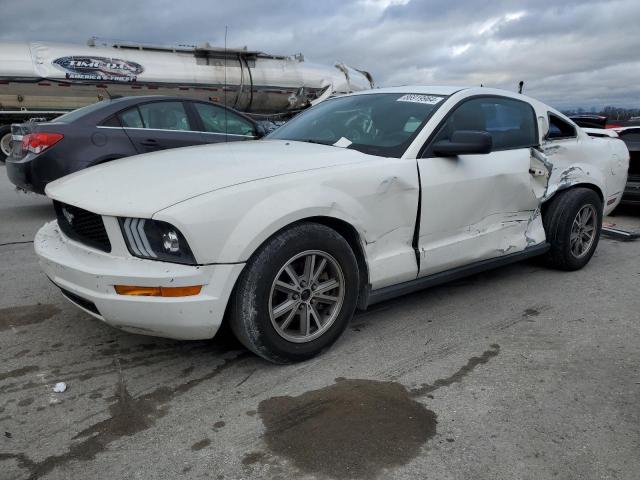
[35,220,245,340]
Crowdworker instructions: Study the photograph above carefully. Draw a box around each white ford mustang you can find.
[36,86,629,363]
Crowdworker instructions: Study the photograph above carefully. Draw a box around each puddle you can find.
[254,344,501,478]
[0,304,60,331]
[258,378,437,479]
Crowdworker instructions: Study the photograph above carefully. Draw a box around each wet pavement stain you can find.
[410,344,500,396]
[0,351,247,479]
[0,365,39,382]
[253,344,501,479]
[191,438,211,451]
[17,398,34,407]
[242,451,268,466]
[0,304,60,331]
[257,378,437,479]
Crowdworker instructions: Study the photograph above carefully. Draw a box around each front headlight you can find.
[119,218,196,265]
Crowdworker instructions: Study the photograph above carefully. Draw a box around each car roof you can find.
[350,85,470,96]
[59,95,257,125]
[102,95,194,106]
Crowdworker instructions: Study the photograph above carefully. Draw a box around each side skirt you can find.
[365,243,550,307]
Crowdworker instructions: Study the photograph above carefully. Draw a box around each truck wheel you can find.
[229,222,359,363]
[0,126,12,163]
[543,188,602,271]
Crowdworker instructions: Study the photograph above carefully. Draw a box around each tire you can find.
[542,187,603,271]
[229,222,359,363]
[0,125,12,163]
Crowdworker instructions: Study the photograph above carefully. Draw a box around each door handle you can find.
[141,139,159,147]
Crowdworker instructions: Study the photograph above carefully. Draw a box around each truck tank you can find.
[0,39,374,159]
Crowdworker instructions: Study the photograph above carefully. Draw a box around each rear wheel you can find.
[0,126,12,163]
[543,188,602,270]
[229,222,359,363]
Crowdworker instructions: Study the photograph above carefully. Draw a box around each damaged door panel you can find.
[415,95,548,276]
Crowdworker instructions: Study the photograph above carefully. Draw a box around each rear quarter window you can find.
[547,114,576,139]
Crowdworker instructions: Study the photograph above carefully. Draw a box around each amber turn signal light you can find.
[114,285,202,297]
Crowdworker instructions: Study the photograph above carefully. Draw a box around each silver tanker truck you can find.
[0,38,374,161]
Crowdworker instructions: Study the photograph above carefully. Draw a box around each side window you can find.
[547,114,576,140]
[137,102,191,131]
[193,102,255,136]
[118,108,144,128]
[101,115,121,127]
[430,97,537,153]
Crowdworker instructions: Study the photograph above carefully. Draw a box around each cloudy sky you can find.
[2,0,638,110]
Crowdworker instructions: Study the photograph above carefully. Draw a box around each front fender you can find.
[154,160,420,289]
[214,183,372,262]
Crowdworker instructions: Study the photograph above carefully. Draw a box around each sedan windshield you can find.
[267,93,447,157]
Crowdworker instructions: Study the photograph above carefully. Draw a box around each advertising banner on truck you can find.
[51,56,144,82]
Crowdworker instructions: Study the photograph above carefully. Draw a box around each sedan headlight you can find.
[119,218,196,265]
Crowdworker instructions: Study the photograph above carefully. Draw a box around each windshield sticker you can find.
[52,56,144,82]
[333,137,353,148]
[396,94,443,105]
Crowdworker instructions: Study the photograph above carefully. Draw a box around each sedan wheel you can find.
[0,128,12,162]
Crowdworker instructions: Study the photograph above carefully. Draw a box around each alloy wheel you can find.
[269,250,345,343]
[570,204,597,258]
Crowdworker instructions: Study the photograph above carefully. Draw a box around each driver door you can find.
[416,96,548,277]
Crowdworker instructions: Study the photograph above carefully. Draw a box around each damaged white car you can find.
[36,86,629,363]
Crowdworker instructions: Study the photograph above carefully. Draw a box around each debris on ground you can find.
[602,222,640,241]
[53,382,67,393]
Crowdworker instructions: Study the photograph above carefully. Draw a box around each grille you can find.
[54,201,111,252]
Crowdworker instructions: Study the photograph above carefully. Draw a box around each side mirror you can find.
[432,130,492,156]
[254,123,267,138]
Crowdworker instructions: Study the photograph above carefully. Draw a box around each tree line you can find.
[562,106,640,121]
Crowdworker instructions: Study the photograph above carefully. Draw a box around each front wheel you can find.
[229,222,359,363]
[543,187,603,270]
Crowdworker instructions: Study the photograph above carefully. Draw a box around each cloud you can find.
[1,0,638,109]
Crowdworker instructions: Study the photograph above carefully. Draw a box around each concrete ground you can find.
[1,165,639,480]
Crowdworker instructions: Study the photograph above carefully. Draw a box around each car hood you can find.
[45,140,369,218]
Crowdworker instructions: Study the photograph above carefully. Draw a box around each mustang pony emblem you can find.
[62,207,74,225]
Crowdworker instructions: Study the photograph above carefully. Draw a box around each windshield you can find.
[54,100,111,123]
[267,93,447,157]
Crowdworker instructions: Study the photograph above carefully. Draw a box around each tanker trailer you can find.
[0,39,374,161]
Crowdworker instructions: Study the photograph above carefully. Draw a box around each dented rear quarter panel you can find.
[539,120,629,214]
